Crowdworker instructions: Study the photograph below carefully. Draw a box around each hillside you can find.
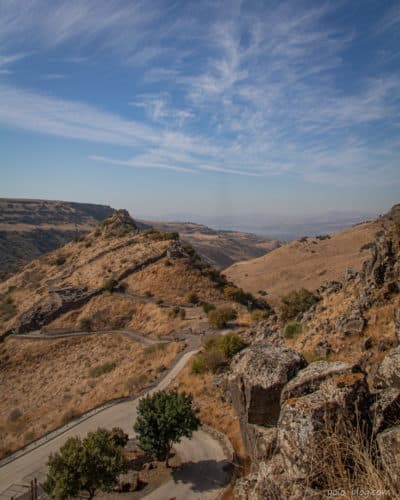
[0,209,246,339]
[0,209,254,458]
[225,217,383,306]
[140,219,280,269]
[0,198,114,280]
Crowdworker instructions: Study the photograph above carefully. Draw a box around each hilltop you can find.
[0,198,279,279]
[225,216,383,306]
[0,198,113,280]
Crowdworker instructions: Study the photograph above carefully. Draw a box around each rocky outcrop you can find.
[15,285,101,334]
[278,369,370,480]
[228,345,306,457]
[372,346,400,389]
[335,307,366,337]
[370,388,400,434]
[377,426,400,480]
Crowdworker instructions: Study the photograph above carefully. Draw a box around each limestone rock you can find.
[377,426,400,480]
[370,388,400,434]
[278,369,370,480]
[373,346,400,389]
[281,360,362,403]
[246,425,277,466]
[229,345,307,428]
[335,309,366,337]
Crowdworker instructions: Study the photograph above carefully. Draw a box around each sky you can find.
[0,0,399,225]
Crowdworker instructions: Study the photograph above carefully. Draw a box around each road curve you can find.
[0,348,231,499]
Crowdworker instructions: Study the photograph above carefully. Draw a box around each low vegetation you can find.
[208,306,237,328]
[187,291,199,304]
[284,321,302,339]
[251,309,269,323]
[191,333,247,374]
[279,288,318,321]
[89,361,117,378]
[103,278,118,292]
[0,295,17,323]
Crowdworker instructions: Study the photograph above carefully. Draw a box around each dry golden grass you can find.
[0,334,182,458]
[302,419,398,499]
[170,364,246,463]
[123,257,224,305]
[225,220,382,306]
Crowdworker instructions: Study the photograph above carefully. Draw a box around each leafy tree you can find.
[44,428,127,500]
[134,390,200,466]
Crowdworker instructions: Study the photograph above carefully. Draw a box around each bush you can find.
[156,298,164,305]
[145,290,154,298]
[218,333,247,358]
[187,292,199,304]
[0,295,17,322]
[251,309,269,323]
[258,290,268,296]
[284,321,302,339]
[208,307,237,328]
[89,361,117,378]
[179,308,186,320]
[103,278,118,292]
[54,255,66,266]
[279,288,318,321]
[202,302,216,314]
[192,333,246,374]
[223,286,249,305]
[144,342,167,356]
[79,317,92,331]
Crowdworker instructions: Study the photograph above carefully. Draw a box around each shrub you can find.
[223,286,249,304]
[316,234,330,240]
[156,298,164,305]
[251,309,269,323]
[54,255,66,266]
[79,317,92,331]
[284,321,302,339]
[258,290,268,296]
[192,333,246,374]
[218,333,247,358]
[145,290,154,298]
[103,278,118,292]
[187,292,199,304]
[89,361,117,378]
[73,234,84,243]
[179,308,186,320]
[144,343,167,356]
[0,295,17,322]
[279,288,318,321]
[208,307,237,328]
[202,302,216,314]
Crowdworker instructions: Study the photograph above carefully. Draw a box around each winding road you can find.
[0,335,231,500]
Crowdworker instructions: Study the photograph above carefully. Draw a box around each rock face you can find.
[370,388,400,434]
[373,346,400,389]
[377,426,400,479]
[228,345,306,456]
[278,369,370,480]
[15,286,101,334]
[335,308,366,337]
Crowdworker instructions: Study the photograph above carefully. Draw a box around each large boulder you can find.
[370,388,400,434]
[373,346,400,389]
[335,308,366,337]
[228,344,306,458]
[281,360,363,403]
[278,365,370,481]
[377,426,400,481]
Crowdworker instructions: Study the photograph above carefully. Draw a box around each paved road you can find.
[0,347,230,500]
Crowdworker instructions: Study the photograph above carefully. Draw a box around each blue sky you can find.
[0,0,399,223]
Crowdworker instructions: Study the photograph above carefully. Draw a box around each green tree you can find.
[44,428,127,500]
[134,390,200,466]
